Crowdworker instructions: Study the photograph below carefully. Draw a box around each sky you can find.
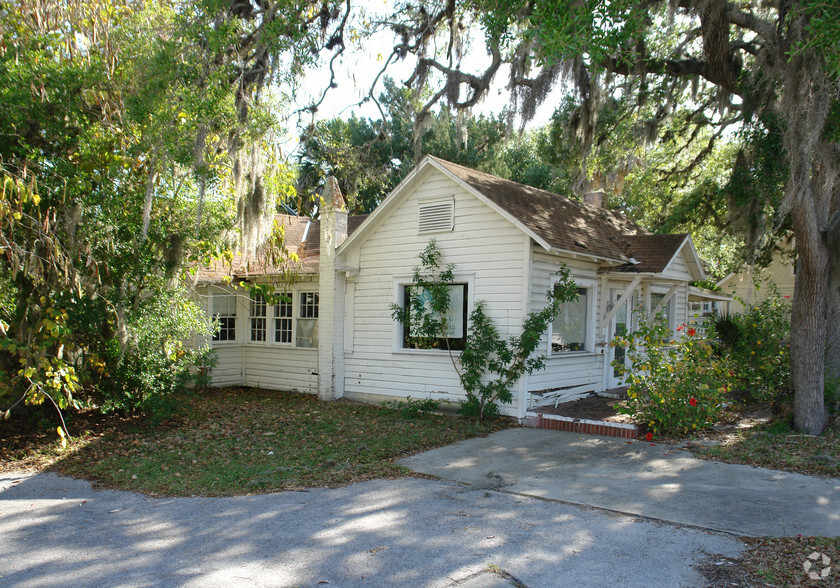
[279,2,568,158]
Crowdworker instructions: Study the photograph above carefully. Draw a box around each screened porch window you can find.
[274,297,293,344]
[296,292,319,348]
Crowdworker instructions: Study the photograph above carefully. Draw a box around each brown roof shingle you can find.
[603,233,690,273]
[429,156,648,262]
[197,213,368,281]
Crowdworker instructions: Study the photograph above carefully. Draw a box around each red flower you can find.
[689,397,697,407]
[645,432,653,441]
[687,327,696,337]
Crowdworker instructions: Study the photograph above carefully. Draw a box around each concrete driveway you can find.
[399,428,840,538]
[1,471,742,587]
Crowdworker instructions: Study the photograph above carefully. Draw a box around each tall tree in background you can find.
[295,77,511,213]
[381,0,839,434]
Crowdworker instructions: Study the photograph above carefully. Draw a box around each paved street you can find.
[1,471,741,587]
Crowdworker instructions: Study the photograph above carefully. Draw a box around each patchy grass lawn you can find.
[694,419,840,478]
[0,387,512,496]
[702,536,840,586]
[689,415,840,585]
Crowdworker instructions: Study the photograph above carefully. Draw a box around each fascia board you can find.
[427,158,554,252]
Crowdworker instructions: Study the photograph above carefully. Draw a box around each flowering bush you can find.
[709,290,791,402]
[613,314,727,438]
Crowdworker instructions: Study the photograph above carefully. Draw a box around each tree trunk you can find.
[826,211,840,382]
[790,203,829,435]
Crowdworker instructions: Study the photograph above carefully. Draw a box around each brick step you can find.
[524,411,638,439]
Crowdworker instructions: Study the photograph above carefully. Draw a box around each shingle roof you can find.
[607,233,690,273]
[197,214,368,281]
[428,156,649,262]
[200,157,695,282]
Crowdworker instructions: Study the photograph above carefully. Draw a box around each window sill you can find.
[242,342,317,350]
[393,348,462,357]
[548,351,596,358]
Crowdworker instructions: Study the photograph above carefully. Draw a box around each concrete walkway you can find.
[399,428,840,538]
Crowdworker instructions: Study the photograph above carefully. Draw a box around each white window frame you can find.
[273,294,294,345]
[392,273,475,354]
[249,293,268,342]
[211,293,238,344]
[547,276,597,356]
[242,285,319,350]
[295,290,319,349]
[649,287,677,337]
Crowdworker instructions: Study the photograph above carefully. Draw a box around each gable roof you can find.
[608,234,690,273]
[198,214,368,281]
[425,156,649,262]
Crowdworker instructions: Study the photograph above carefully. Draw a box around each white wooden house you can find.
[196,156,720,418]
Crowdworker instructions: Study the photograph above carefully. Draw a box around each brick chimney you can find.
[317,177,347,400]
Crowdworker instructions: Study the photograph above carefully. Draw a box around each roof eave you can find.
[661,235,705,280]
[337,158,432,253]
[549,247,626,265]
[688,286,733,302]
[428,157,553,252]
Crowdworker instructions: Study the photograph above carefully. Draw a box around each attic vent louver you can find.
[418,199,454,233]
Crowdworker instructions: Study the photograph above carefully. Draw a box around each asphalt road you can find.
[1,472,742,587]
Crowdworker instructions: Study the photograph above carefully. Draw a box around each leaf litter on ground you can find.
[1,387,511,497]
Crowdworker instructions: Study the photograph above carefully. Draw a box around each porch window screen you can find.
[211,294,236,342]
[274,297,293,343]
[552,287,587,352]
[296,292,318,348]
[402,283,467,350]
[250,294,267,342]
[650,292,674,332]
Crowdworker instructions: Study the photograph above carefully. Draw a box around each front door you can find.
[607,289,632,389]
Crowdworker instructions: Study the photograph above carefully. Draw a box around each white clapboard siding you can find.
[675,282,689,329]
[212,346,244,386]
[342,167,529,416]
[200,277,322,392]
[661,248,693,282]
[526,248,606,398]
[243,346,318,392]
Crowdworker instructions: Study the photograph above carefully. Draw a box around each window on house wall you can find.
[274,296,293,344]
[296,292,319,348]
[551,286,589,353]
[650,292,675,333]
[401,283,468,350]
[211,294,237,342]
[250,294,267,342]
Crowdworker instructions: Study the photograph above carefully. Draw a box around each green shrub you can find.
[708,290,791,402]
[95,285,216,417]
[614,315,727,438]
